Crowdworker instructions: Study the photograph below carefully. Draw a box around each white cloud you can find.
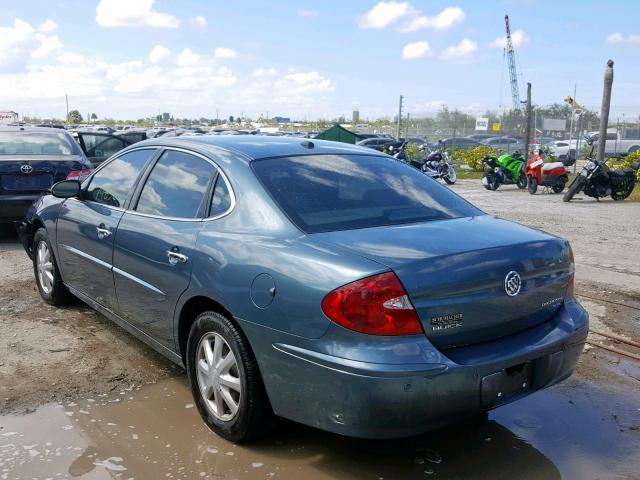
[149,45,170,64]
[399,7,465,32]
[489,29,528,48]
[38,19,58,33]
[402,41,432,59]
[96,0,179,28]
[190,15,207,29]
[0,19,63,72]
[214,47,237,59]
[252,67,278,77]
[177,48,200,67]
[441,38,477,60]
[0,17,335,120]
[32,34,63,58]
[358,2,465,32]
[606,32,640,45]
[358,1,415,29]
[298,9,319,18]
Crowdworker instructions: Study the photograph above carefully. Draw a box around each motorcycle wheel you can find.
[483,174,500,191]
[552,182,565,194]
[563,175,586,202]
[611,182,634,201]
[528,176,538,194]
[443,165,457,185]
[516,172,528,190]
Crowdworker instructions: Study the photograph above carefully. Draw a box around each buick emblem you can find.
[504,271,522,297]
[20,164,33,174]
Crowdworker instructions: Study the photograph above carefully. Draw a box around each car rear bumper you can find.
[0,194,39,222]
[240,299,588,439]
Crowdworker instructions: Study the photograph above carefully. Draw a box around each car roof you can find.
[132,135,385,161]
[0,126,69,134]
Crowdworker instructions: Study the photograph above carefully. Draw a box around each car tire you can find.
[32,228,73,306]
[186,311,276,443]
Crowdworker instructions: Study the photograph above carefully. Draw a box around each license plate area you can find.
[1,174,52,191]
[480,361,533,408]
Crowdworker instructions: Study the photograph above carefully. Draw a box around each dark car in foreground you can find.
[18,136,588,442]
[0,127,92,224]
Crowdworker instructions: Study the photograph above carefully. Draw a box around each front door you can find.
[112,149,217,347]
[56,148,157,311]
[76,132,134,167]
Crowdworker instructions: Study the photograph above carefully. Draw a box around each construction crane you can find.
[504,15,521,111]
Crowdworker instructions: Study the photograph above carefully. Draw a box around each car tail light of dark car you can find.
[321,272,423,336]
[66,169,93,182]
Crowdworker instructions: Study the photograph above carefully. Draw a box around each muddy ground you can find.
[1,180,639,479]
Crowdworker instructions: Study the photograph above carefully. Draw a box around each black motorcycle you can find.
[419,147,457,184]
[563,136,640,202]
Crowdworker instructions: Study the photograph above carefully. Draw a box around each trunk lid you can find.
[0,155,86,194]
[313,215,571,349]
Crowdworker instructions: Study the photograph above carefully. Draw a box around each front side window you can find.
[86,149,155,207]
[252,154,481,233]
[136,150,215,218]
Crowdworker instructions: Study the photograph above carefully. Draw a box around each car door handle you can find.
[167,250,188,265]
[96,225,111,239]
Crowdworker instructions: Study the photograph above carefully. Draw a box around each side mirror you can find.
[51,180,81,198]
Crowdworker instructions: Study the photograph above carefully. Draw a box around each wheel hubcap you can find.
[36,241,54,294]
[196,332,242,422]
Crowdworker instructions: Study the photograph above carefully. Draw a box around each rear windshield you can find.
[0,131,75,155]
[252,154,481,233]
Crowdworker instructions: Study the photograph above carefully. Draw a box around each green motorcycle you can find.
[481,152,527,190]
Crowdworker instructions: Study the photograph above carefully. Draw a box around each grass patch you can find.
[455,169,484,180]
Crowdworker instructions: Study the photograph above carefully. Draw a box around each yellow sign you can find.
[492,122,501,132]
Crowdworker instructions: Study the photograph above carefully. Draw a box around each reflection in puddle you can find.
[0,377,638,479]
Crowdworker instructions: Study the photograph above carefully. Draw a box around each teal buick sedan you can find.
[18,136,588,442]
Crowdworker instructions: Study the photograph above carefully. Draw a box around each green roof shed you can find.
[314,124,362,144]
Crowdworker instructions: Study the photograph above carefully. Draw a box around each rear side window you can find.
[210,176,232,217]
[86,149,155,207]
[252,154,481,233]
[136,150,215,219]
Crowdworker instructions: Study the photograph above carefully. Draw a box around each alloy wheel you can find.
[196,332,242,422]
[36,240,54,295]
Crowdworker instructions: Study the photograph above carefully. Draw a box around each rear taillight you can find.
[565,245,575,300]
[321,272,423,336]
[66,169,93,181]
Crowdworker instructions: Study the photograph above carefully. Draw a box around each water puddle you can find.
[1,376,638,479]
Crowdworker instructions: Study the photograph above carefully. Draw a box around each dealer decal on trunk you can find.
[431,313,464,331]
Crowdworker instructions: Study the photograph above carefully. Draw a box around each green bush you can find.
[452,146,496,171]
[608,150,640,182]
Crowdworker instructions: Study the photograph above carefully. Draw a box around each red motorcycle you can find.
[525,150,575,194]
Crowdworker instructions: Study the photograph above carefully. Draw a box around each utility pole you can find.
[65,94,69,124]
[405,113,410,138]
[597,60,614,162]
[524,82,532,158]
[396,95,403,139]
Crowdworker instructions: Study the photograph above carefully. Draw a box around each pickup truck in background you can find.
[588,131,640,156]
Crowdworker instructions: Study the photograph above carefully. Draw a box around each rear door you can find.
[112,148,218,347]
[56,148,157,311]
[76,132,133,167]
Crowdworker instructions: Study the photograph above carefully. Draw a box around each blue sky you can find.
[1,0,639,121]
